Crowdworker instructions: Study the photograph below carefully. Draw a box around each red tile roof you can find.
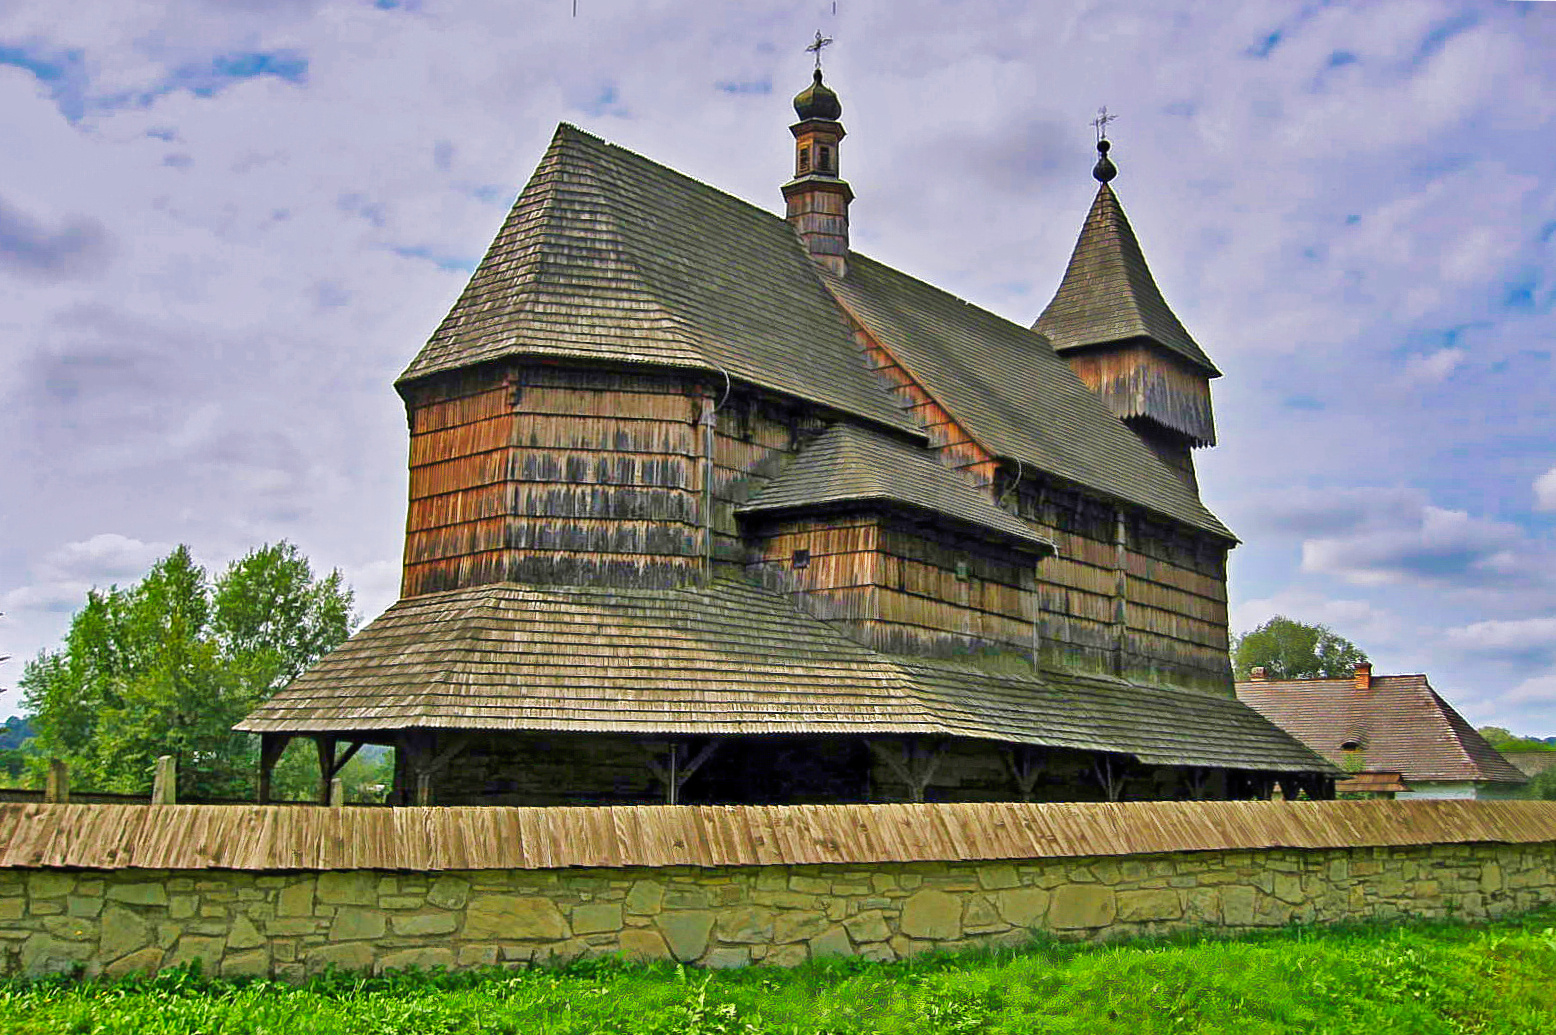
[1235,674,1527,786]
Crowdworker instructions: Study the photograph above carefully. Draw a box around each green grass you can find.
[4,911,1556,1035]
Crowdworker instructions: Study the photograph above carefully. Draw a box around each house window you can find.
[798,146,810,174]
[792,549,811,569]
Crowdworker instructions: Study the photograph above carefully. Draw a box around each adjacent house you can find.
[1236,664,1527,800]
[238,66,1335,805]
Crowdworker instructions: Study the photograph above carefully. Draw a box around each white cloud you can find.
[1446,617,1556,655]
[1534,466,1556,512]
[1401,347,1465,385]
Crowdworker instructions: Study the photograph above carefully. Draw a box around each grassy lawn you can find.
[3,910,1555,1035]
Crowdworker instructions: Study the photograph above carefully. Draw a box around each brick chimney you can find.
[1354,662,1372,691]
[1249,666,1267,681]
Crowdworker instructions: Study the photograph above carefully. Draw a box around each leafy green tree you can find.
[1233,615,1368,680]
[1476,726,1555,752]
[20,543,355,799]
[1524,768,1556,801]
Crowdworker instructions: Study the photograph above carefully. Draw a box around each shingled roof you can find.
[402,124,1232,541]
[239,579,1332,774]
[826,256,1233,540]
[737,423,1053,553]
[400,124,914,436]
[1236,674,1527,786]
[1034,183,1220,377]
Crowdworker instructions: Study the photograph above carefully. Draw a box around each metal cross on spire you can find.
[806,31,834,70]
[1092,106,1117,143]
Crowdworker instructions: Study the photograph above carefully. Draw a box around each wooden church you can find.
[238,66,1335,805]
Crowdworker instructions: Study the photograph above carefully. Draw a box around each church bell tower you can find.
[1034,133,1220,487]
[782,45,852,276]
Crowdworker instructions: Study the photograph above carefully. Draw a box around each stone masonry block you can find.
[572,903,623,936]
[464,896,567,942]
[1048,885,1116,930]
[1116,889,1182,923]
[656,911,714,962]
[899,889,962,941]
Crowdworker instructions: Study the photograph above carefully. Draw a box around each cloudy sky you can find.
[1,0,1553,733]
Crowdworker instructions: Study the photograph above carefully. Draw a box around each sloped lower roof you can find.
[1034,183,1220,376]
[401,123,1232,541]
[239,579,1331,774]
[737,423,1053,553]
[400,125,914,436]
[826,256,1234,540]
[1236,675,1527,785]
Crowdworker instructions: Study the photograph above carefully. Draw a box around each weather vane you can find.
[806,31,834,71]
[1092,106,1117,143]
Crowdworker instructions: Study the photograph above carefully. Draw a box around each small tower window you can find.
[798,145,811,174]
[818,145,832,172]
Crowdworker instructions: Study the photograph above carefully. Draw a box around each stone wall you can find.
[3,840,1553,978]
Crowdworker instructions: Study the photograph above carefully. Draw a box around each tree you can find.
[1476,726,1555,752]
[1233,615,1368,680]
[20,543,355,799]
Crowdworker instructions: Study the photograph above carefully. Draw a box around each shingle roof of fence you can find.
[4,800,1554,872]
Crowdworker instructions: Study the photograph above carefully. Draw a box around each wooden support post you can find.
[1093,753,1128,802]
[45,759,69,803]
[329,777,345,808]
[865,738,945,803]
[315,736,337,805]
[401,731,469,807]
[151,755,176,805]
[645,739,723,805]
[1002,746,1045,802]
[257,733,290,804]
[1183,766,1211,801]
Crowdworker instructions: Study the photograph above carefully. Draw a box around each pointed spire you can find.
[1034,146,1218,378]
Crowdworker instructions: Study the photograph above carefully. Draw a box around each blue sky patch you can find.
[715,79,771,95]
[1247,29,1283,59]
[0,41,89,121]
[1345,214,1361,225]
[1414,12,1479,66]
[1283,394,1324,411]
[1326,50,1357,68]
[393,245,476,273]
[579,83,627,117]
[161,50,309,100]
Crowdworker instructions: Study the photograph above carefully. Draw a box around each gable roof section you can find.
[1236,675,1527,785]
[826,256,1234,540]
[239,579,1330,774]
[404,123,1230,540]
[737,423,1053,553]
[401,125,914,436]
[1034,183,1219,376]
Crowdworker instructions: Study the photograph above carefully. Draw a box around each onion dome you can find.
[1093,138,1117,183]
[793,69,842,121]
